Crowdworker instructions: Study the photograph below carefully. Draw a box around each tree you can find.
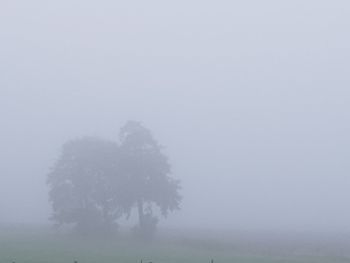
[119,121,181,238]
[47,137,124,235]
[47,122,181,238]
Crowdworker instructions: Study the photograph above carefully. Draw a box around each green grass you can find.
[0,226,349,263]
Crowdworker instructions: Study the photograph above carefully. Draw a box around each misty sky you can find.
[1,0,350,232]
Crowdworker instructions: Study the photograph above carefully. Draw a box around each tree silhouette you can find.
[47,137,124,235]
[119,121,181,238]
[47,122,181,238]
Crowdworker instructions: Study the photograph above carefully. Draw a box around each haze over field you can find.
[1,0,350,235]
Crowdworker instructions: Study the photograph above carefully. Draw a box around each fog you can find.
[1,0,350,234]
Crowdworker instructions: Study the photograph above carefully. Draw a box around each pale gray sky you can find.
[0,0,350,232]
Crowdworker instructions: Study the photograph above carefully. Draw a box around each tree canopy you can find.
[47,122,181,238]
[119,121,181,237]
[47,137,124,235]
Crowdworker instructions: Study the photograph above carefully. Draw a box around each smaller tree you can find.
[119,121,181,238]
[47,137,124,235]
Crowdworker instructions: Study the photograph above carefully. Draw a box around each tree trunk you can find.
[137,199,144,227]
[102,204,110,230]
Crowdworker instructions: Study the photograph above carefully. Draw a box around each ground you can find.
[0,225,349,263]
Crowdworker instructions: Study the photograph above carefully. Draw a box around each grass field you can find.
[0,225,349,263]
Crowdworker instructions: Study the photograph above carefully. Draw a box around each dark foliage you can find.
[47,122,181,237]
